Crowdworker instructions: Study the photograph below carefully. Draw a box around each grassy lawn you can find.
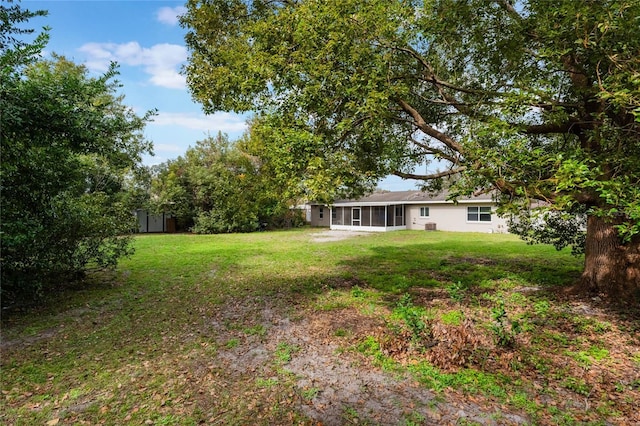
[2,229,639,425]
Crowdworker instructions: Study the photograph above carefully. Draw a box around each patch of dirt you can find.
[188,285,640,425]
[7,286,635,425]
[310,230,373,243]
[0,306,92,350]
[203,296,529,425]
[0,327,59,350]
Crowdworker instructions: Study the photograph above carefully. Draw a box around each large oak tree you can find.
[181,0,640,297]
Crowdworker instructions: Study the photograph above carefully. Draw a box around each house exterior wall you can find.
[310,205,331,227]
[405,203,509,233]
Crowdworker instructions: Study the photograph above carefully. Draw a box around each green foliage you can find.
[447,281,467,303]
[563,377,592,396]
[402,411,427,426]
[357,335,381,356]
[440,310,464,326]
[181,0,640,291]
[150,132,301,233]
[1,7,153,306]
[243,324,266,337]
[350,285,365,298]
[508,209,587,256]
[255,377,278,388]
[301,387,320,401]
[274,342,299,364]
[490,299,521,348]
[409,361,507,399]
[532,300,551,318]
[225,338,239,349]
[392,294,428,341]
[356,335,397,370]
[568,347,609,369]
[0,1,49,71]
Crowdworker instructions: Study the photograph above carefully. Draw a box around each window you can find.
[319,207,324,219]
[467,206,492,222]
[395,205,403,217]
[332,207,342,225]
[372,206,385,226]
[419,207,430,217]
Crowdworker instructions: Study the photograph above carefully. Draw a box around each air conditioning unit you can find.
[424,223,436,231]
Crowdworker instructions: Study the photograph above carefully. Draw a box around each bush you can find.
[192,208,259,234]
[1,30,152,307]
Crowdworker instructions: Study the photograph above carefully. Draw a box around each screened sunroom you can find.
[330,204,406,232]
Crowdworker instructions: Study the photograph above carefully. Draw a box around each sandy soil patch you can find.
[310,230,373,243]
[207,296,529,425]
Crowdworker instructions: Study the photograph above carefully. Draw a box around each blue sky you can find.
[24,0,416,191]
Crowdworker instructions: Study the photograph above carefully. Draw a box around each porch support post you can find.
[385,205,388,231]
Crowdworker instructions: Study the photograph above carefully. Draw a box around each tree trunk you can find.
[580,215,640,301]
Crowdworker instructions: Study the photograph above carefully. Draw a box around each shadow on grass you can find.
[340,240,583,293]
[2,234,582,327]
[335,239,639,335]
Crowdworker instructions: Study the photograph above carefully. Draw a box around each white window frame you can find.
[467,206,492,223]
[419,206,430,218]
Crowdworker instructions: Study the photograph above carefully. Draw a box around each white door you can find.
[352,208,361,226]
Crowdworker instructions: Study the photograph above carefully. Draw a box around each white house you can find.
[309,190,509,233]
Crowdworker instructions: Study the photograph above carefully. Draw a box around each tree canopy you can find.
[1,3,154,305]
[181,0,640,296]
[150,132,304,233]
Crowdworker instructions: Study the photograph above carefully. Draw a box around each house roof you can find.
[331,190,495,207]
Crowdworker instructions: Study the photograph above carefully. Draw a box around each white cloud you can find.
[151,112,248,133]
[79,41,187,89]
[156,6,187,26]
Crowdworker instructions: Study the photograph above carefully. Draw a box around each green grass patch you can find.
[6,229,628,426]
[274,342,299,364]
[301,387,320,401]
[256,377,279,388]
[440,309,464,326]
[409,361,508,399]
[568,346,610,368]
[243,324,267,337]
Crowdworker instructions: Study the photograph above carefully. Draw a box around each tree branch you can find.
[496,0,522,19]
[393,167,466,181]
[395,98,465,154]
[389,44,495,97]
[523,119,579,135]
[409,136,462,164]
